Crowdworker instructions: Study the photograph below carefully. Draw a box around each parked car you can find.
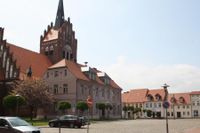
[0,117,41,133]
[78,116,90,126]
[48,115,82,128]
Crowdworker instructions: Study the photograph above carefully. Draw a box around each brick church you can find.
[0,0,122,119]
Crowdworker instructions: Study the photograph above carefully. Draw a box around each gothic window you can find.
[63,84,68,94]
[3,51,6,68]
[62,51,65,58]
[49,46,54,55]
[5,58,10,78]
[45,47,49,55]
[96,88,99,97]
[9,65,13,78]
[66,52,69,60]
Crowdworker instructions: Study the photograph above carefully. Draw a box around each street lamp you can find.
[162,83,170,133]
[16,94,20,116]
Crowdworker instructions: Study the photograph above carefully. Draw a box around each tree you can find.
[96,103,106,119]
[122,106,128,118]
[12,79,54,120]
[76,101,88,115]
[57,101,71,114]
[3,95,25,115]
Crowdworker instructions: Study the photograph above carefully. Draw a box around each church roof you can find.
[7,43,52,78]
[43,29,58,42]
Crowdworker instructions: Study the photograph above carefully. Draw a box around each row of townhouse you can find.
[122,88,200,119]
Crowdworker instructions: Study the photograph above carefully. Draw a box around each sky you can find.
[1,0,200,93]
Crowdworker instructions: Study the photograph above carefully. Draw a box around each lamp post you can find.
[16,94,20,116]
[162,83,170,133]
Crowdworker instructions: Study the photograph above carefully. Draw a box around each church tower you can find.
[40,0,77,64]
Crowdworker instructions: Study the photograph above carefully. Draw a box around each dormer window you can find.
[170,97,176,103]
[147,95,154,101]
[179,97,185,103]
[155,94,162,101]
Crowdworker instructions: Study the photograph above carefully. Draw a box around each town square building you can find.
[0,0,122,119]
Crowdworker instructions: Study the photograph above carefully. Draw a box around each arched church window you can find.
[6,58,10,78]
[62,51,66,58]
[66,52,69,60]
[45,47,49,55]
[49,46,54,55]
[10,65,13,78]
[3,51,7,68]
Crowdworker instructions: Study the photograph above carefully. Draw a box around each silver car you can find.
[0,117,40,133]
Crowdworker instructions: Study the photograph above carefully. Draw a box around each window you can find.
[193,102,195,106]
[197,101,200,106]
[154,103,157,108]
[96,88,99,97]
[171,112,174,116]
[177,106,180,109]
[81,85,84,95]
[187,105,189,109]
[183,112,185,116]
[64,69,67,76]
[9,65,13,78]
[183,105,185,109]
[54,71,58,77]
[3,51,6,68]
[146,103,149,108]
[158,103,162,108]
[187,111,190,116]
[150,103,152,108]
[62,51,65,58]
[102,89,105,97]
[5,58,10,78]
[167,112,170,116]
[53,85,58,94]
[46,72,49,78]
[63,84,68,94]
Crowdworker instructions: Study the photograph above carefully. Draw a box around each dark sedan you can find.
[48,115,82,128]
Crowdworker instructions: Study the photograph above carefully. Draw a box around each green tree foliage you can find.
[96,103,106,110]
[105,103,113,110]
[3,95,25,110]
[76,101,88,112]
[57,101,71,114]
[122,106,128,112]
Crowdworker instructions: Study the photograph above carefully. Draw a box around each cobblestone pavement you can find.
[40,119,200,133]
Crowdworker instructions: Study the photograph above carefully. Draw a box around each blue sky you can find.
[1,0,200,92]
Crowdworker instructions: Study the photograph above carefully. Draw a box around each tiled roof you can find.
[7,43,52,78]
[110,80,121,89]
[122,89,148,103]
[43,29,58,42]
[49,59,89,81]
[190,91,200,95]
[168,93,191,104]
[148,89,166,101]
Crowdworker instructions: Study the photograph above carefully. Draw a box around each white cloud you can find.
[102,56,200,93]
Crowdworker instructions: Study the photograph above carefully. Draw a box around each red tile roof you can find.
[122,89,148,103]
[168,93,191,104]
[49,59,89,81]
[190,91,200,95]
[148,89,166,101]
[7,43,52,79]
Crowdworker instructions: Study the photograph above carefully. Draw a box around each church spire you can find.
[54,0,65,29]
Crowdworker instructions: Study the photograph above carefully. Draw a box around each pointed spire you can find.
[54,0,65,29]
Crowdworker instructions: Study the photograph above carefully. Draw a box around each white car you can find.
[0,117,41,133]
